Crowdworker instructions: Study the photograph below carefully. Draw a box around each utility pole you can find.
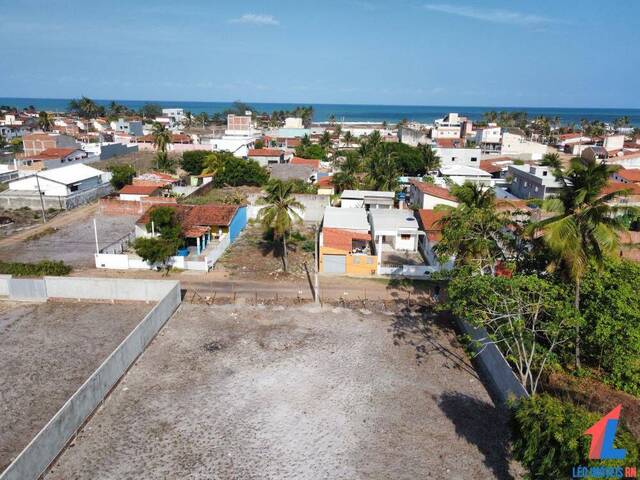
[34,172,47,224]
[93,218,100,254]
[314,223,320,304]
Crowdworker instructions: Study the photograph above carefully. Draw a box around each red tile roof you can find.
[248,148,283,157]
[322,228,371,252]
[28,147,81,160]
[119,185,161,195]
[183,225,211,238]
[435,138,464,148]
[137,204,239,229]
[616,168,640,183]
[316,176,334,187]
[410,180,457,202]
[479,160,504,174]
[600,181,640,197]
[290,156,320,169]
[416,209,446,242]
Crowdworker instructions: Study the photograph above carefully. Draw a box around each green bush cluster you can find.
[511,395,639,479]
[0,260,72,276]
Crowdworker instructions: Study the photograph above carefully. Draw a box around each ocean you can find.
[1,97,639,126]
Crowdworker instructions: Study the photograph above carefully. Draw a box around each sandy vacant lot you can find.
[47,303,521,479]
[0,214,137,267]
[0,300,151,472]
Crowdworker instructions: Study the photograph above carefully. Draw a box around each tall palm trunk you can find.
[282,233,288,272]
[574,277,581,369]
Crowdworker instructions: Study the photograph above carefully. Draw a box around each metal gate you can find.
[323,254,346,273]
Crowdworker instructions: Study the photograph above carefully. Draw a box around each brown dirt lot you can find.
[216,222,316,281]
[0,300,151,472]
[91,150,164,173]
[46,303,522,479]
[0,207,62,239]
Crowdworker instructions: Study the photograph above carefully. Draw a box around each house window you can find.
[534,186,539,192]
[542,171,548,176]
[69,184,79,192]
[524,181,528,187]
[471,157,477,162]
[400,234,411,240]
[451,157,456,162]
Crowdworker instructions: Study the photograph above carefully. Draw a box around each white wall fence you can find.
[378,264,439,277]
[0,276,182,480]
[95,234,231,272]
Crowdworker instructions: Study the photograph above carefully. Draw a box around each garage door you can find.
[323,254,346,273]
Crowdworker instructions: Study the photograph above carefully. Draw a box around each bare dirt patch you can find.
[216,222,316,281]
[0,300,151,472]
[46,303,522,479]
[0,214,137,267]
[0,207,62,239]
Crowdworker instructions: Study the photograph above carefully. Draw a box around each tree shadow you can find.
[436,391,516,480]
[385,277,443,304]
[387,303,478,378]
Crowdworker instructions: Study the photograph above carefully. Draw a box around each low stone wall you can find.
[454,316,529,404]
[0,276,181,480]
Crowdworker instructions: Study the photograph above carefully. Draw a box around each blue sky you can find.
[1,0,639,107]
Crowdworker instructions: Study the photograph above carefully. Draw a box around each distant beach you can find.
[1,97,639,126]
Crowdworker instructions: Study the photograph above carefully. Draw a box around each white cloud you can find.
[229,14,279,26]
[424,4,557,26]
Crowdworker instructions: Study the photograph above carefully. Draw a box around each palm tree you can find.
[196,112,208,129]
[530,157,632,368]
[38,111,53,132]
[342,130,354,148]
[201,152,227,176]
[319,131,332,149]
[68,96,102,119]
[540,152,562,176]
[417,144,440,174]
[333,154,361,193]
[182,111,193,129]
[301,134,311,148]
[365,146,399,191]
[257,181,304,272]
[151,122,171,153]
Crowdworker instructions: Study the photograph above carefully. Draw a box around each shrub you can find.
[0,260,72,276]
[511,395,639,479]
[578,259,640,395]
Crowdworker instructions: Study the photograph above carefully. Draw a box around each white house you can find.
[432,113,462,139]
[340,190,395,209]
[409,180,459,209]
[475,125,502,154]
[7,163,110,197]
[439,165,493,186]
[434,144,482,167]
[501,131,548,160]
[508,164,563,199]
[369,209,423,252]
[398,123,430,146]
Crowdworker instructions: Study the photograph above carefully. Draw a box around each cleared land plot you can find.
[0,300,151,471]
[47,303,522,479]
[0,214,137,267]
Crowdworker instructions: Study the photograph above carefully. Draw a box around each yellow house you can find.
[319,206,376,275]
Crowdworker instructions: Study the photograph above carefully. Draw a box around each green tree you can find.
[342,130,354,147]
[181,150,210,175]
[295,144,325,160]
[530,157,632,368]
[68,96,104,119]
[333,154,362,193]
[436,184,509,274]
[257,180,304,272]
[9,137,23,154]
[38,111,53,131]
[139,103,162,119]
[365,146,399,191]
[108,164,136,189]
[151,122,171,153]
[319,130,332,149]
[201,152,227,177]
[210,155,269,187]
[154,152,176,173]
[447,272,578,394]
[511,395,639,479]
[0,134,6,149]
[254,138,265,149]
[417,143,441,173]
[182,111,193,129]
[579,259,640,394]
[133,237,177,273]
[196,112,208,128]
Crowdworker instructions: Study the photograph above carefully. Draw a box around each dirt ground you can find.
[0,207,63,239]
[0,214,137,267]
[46,302,522,479]
[92,150,163,173]
[0,300,151,472]
[216,223,316,281]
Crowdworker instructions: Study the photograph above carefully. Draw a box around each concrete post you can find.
[196,236,201,255]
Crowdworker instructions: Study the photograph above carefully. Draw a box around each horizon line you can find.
[1,96,639,112]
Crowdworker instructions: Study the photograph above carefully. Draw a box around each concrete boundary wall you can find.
[0,277,181,480]
[454,316,529,404]
[0,275,10,296]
